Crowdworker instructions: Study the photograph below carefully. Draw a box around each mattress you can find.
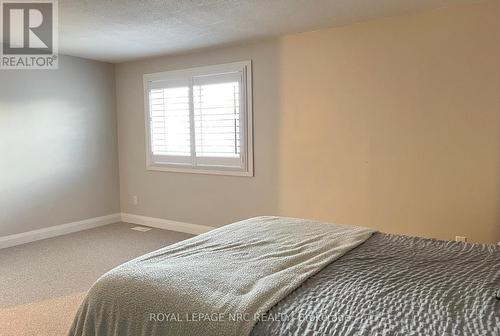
[251,232,500,336]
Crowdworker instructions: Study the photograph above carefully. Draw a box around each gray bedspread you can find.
[69,216,374,336]
[251,232,500,336]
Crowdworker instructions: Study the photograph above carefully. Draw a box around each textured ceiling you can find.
[59,0,479,63]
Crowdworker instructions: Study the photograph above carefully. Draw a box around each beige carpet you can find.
[0,222,193,335]
[0,293,87,336]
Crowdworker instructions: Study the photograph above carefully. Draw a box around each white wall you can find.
[0,55,120,236]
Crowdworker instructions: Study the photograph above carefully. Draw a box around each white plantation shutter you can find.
[149,79,192,165]
[144,61,253,175]
[193,72,243,168]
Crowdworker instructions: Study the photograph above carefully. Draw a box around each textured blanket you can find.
[68,216,375,336]
[251,232,500,336]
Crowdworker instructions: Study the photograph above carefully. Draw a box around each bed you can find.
[69,216,500,336]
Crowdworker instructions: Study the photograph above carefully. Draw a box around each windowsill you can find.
[147,164,254,177]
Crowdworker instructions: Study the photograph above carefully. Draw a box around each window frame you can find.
[143,61,253,177]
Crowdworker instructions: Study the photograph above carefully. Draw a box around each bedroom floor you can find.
[0,223,193,336]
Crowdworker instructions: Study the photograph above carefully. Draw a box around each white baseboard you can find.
[0,213,214,250]
[0,213,121,249]
[121,213,216,235]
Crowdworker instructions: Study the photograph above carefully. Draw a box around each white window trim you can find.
[143,61,254,177]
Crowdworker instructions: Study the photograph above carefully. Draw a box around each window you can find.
[144,61,253,176]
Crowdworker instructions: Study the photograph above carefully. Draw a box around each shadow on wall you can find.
[0,56,120,237]
[0,101,88,232]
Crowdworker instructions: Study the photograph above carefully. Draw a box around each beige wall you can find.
[0,55,120,236]
[116,0,500,243]
[278,0,500,244]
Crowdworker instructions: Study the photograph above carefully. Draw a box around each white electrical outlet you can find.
[132,195,138,206]
[455,236,467,242]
